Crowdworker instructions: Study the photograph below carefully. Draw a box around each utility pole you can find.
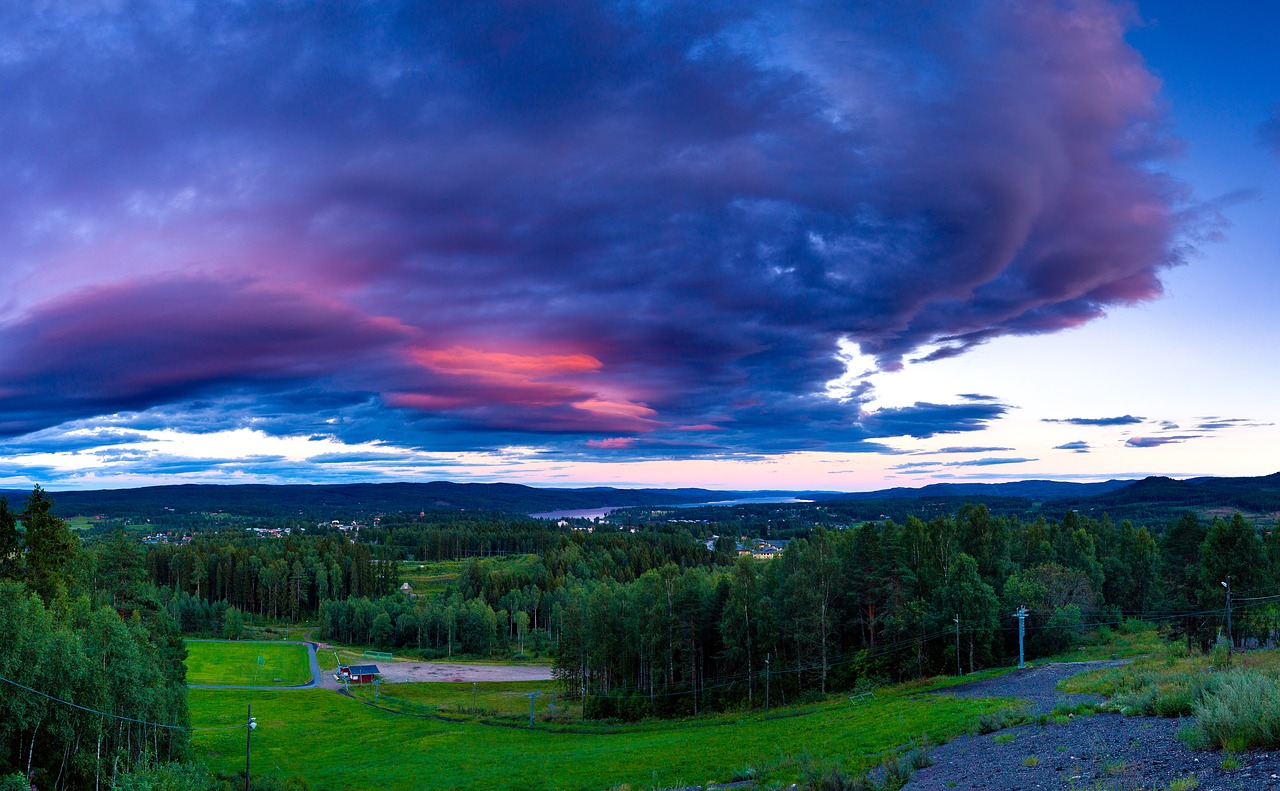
[764,655,771,713]
[244,703,257,791]
[526,691,541,727]
[954,614,961,676]
[1014,606,1028,669]
[1222,576,1232,648]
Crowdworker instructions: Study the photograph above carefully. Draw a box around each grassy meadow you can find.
[397,554,540,595]
[186,641,312,686]
[189,676,1015,790]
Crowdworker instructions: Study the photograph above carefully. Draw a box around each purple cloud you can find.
[1125,435,1200,448]
[0,1,1191,457]
[1044,415,1145,427]
[889,461,943,471]
[934,446,1015,454]
[1054,441,1091,453]
[1193,417,1272,431]
[943,457,1038,467]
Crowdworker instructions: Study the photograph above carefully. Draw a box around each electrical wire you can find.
[0,675,244,732]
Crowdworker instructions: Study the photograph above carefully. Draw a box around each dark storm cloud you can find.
[1043,415,1145,427]
[861,402,1008,439]
[0,428,149,454]
[0,277,407,436]
[1054,440,1091,452]
[0,0,1190,459]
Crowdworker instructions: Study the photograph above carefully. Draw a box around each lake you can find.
[530,496,811,520]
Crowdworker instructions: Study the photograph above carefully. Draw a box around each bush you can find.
[976,709,1027,734]
[0,774,29,791]
[1193,669,1280,751]
[1210,643,1232,671]
[111,762,218,791]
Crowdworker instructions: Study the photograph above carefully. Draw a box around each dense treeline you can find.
[0,488,191,789]
[146,534,400,624]
[318,530,720,657]
[555,507,1280,719]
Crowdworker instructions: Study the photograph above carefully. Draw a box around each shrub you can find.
[1193,669,1280,751]
[976,709,1026,734]
[1210,643,1232,671]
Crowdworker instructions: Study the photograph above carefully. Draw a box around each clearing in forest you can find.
[186,640,312,687]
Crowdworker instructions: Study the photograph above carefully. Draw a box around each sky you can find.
[0,0,1276,492]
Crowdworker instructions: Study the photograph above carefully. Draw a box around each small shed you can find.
[339,664,381,684]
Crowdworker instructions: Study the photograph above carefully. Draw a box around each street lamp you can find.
[245,704,257,791]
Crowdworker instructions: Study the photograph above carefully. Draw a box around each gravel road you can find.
[905,662,1280,791]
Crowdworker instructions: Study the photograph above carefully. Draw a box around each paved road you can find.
[187,640,323,690]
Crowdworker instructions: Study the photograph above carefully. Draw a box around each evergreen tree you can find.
[20,486,77,604]
[0,498,20,579]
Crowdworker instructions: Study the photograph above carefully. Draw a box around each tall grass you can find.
[1061,642,1280,751]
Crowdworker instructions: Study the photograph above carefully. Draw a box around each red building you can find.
[338,663,381,684]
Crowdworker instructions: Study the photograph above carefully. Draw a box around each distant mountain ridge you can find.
[2,472,1277,521]
[822,479,1134,502]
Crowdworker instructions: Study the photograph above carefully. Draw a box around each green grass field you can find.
[186,641,312,686]
[190,676,1015,790]
[350,679,576,720]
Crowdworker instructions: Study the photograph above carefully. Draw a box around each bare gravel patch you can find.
[372,661,552,683]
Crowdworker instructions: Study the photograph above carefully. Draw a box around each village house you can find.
[338,664,380,684]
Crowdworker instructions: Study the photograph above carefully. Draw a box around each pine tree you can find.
[20,486,76,604]
[0,497,20,579]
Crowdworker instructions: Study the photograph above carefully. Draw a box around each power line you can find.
[0,675,243,732]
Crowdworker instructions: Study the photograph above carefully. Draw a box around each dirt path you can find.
[310,642,553,687]
[934,660,1128,714]
[906,661,1280,790]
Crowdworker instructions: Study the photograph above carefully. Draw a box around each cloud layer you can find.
[0,1,1187,459]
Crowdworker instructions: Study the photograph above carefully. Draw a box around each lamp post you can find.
[1014,606,1028,669]
[245,704,257,791]
[1222,577,1232,648]
[953,615,961,676]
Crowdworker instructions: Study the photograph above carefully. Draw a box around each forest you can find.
[0,488,190,790]
[132,494,1279,722]
[8,476,1276,786]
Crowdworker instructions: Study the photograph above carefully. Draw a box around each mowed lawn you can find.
[186,641,312,686]
[190,680,1015,790]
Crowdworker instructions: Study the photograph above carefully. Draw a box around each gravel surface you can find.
[905,662,1280,791]
[935,661,1128,714]
[373,660,553,683]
